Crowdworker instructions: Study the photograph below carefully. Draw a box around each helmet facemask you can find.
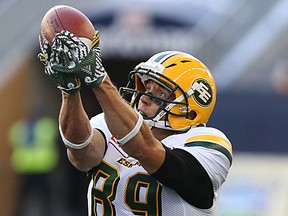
[120,61,191,132]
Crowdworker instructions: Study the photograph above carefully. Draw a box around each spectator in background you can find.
[8,112,59,216]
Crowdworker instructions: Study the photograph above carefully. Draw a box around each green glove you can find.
[38,34,80,94]
[51,30,107,89]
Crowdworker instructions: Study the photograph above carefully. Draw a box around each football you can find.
[39,5,95,48]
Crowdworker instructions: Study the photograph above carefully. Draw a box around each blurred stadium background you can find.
[1,0,288,215]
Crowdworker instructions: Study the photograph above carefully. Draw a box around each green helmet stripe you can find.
[153,51,180,63]
[154,53,171,62]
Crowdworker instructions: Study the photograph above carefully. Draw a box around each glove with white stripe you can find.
[51,30,107,89]
[38,34,80,94]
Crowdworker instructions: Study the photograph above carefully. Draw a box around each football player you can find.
[39,30,232,215]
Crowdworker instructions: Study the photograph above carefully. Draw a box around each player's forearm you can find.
[59,92,92,144]
[93,77,139,138]
[59,92,102,171]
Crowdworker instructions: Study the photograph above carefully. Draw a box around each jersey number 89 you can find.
[91,161,162,216]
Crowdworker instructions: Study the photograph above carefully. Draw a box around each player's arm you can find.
[38,34,106,172]
[59,92,106,171]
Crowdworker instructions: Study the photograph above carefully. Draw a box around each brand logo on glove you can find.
[81,64,93,75]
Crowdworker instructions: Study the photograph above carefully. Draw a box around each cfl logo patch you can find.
[191,79,213,106]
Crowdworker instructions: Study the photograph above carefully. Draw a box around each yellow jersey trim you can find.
[185,135,233,165]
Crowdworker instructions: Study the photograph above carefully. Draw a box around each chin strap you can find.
[145,119,191,132]
[145,119,170,130]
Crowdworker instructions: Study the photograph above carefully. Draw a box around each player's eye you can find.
[159,90,165,98]
[153,98,164,106]
[145,91,165,106]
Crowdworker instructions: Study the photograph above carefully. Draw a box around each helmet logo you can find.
[191,79,213,107]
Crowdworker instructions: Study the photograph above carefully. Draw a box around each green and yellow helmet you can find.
[120,51,216,132]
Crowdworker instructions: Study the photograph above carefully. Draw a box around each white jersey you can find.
[87,113,232,216]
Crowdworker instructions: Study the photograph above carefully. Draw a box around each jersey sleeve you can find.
[179,131,232,192]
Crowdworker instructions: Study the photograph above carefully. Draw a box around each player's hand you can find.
[38,35,80,94]
[51,30,107,89]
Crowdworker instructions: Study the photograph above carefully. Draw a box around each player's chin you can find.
[138,104,159,117]
[138,109,157,119]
